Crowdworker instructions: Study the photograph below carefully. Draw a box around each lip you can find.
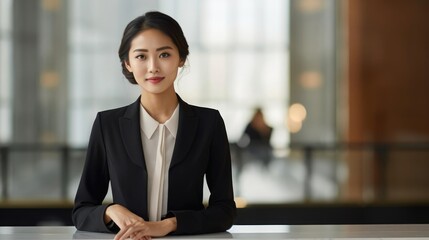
[146,77,165,84]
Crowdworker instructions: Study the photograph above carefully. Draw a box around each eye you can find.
[136,54,146,60]
[160,52,170,58]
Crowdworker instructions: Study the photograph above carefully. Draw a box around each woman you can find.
[72,11,236,239]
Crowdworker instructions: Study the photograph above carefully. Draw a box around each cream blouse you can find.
[139,104,179,221]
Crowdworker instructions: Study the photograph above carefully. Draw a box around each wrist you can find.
[163,217,177,233]
[104,204,115,224]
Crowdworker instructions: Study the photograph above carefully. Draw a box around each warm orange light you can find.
[300,71,322,89]
[234,197,248,208]
[42,0,61,11]
[297,0,325,13]
[289,103,307,122]
[286,103,307,133]
[40,71,59,89]
[287,117,303,133]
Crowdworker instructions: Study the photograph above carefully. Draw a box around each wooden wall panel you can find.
[347,0,429,201]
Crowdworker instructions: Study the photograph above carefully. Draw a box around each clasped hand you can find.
[105,204,177,240]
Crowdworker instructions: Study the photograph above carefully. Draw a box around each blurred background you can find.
[1,0,429,225]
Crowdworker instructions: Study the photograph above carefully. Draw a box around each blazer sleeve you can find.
[169,111,237,234]
[72,113,112,233]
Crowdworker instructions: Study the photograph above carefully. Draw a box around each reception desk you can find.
[0,224,429,239]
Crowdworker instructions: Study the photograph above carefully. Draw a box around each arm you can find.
[72,113,112,233]
[170,111,237,234]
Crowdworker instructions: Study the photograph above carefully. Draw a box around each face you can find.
[125,28,184,96]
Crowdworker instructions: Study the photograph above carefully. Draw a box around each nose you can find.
[148,58,160,73]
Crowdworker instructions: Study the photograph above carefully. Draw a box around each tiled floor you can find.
[231,154,344,204]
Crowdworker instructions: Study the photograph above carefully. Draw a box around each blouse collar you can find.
[140,103,180,139]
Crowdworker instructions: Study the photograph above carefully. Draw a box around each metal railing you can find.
[289,142,429,200]
[1,142,429,202]
[0,144,86,200]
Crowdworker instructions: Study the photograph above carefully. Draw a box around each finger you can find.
[132,231,148,240]
[135,235,151,240]
[117,223,148,240]
[114,227,127,240]
[115,226,136,240]
[132,226,152,240]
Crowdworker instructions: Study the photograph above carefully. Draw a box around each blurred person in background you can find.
[72,11,236,240]
[239,107,273,168]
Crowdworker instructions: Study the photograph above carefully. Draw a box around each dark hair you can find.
[118,11,189,84]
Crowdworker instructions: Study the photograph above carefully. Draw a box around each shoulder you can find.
[188,104,219,116]
[181,102,227,133]
[97,98,140,120]
[180,100,222,122]
[98,105,128,118]
[178,94,219,116]
[93,107,128,127]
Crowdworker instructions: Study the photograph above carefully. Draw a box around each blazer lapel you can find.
[170,96,199,169]
[119,97,147,170]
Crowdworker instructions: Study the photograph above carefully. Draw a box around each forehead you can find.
[129,28,177,50]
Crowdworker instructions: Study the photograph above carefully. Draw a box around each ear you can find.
[179,59,185,68]
[125,60,133,72]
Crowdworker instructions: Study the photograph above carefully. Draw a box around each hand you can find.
[105,204,144,230]
[114,218,177,240]
[104,204,177,239]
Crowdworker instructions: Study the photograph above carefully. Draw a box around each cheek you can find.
[129,63,147,76]
[163,63,181,75]
[165,67,178,76]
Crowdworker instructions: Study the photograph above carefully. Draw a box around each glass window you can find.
[166,0,290,146]
[67,0,290,148]
[0,0,12,143]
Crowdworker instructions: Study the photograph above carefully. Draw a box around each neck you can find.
[140,91,178,124]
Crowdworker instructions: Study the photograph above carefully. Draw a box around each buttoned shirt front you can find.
[139,104,179,220]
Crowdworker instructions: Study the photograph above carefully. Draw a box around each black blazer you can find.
[72,96,236,235]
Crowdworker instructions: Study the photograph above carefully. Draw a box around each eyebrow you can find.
[132,46,173,53]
